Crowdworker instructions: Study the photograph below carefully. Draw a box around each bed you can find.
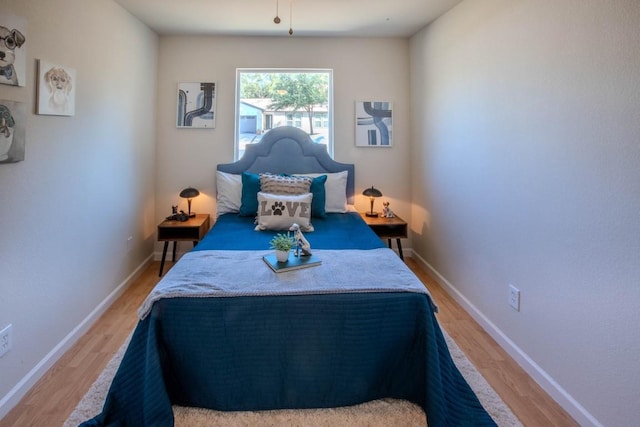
[81,127,495,426]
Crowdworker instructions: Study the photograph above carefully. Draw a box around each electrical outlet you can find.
[126,236,133,253]
[508,285,520,311]
[0,324,12,358]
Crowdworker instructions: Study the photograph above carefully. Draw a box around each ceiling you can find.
[113,0,463,38]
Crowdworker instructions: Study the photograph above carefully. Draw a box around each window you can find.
[286,112,303,128]
[313,112,328,129]
[235,69,333,160]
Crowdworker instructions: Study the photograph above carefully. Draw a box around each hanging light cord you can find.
[288,0,293,35]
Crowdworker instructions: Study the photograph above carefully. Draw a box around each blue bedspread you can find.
[195,212,387,251]
[81,213,496,427]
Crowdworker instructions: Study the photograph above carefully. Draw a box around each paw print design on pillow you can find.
[271,201,284,215]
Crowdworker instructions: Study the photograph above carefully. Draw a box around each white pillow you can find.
[216,171,242,217]
[255,192,314,232]
[305,171,348,213]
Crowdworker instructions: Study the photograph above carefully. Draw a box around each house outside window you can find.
[235,69,333,160]
[314,112,328,129]
[286,112,303,128]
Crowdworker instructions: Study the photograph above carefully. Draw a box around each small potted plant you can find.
[269,232,295,262]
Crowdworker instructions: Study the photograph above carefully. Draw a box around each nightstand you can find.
[360,212,408,261]
[157,213,210,276]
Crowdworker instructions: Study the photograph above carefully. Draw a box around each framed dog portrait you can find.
[355,101,393,147]
[0,99,26,163]
[36,60,76,116]
[0,14,27,87]
[176,82,216,128]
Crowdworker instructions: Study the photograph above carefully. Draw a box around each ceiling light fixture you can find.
[272,0,295,36]
[273,0,281,24]
[288,0,293,36]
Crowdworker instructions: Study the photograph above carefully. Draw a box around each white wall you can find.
[410,0,640,425]
[0,0,158,416]
[154,36,412,256]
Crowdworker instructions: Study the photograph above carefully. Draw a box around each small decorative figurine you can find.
[290,223,312,257]
[166,205,188,221]
[381,201,395,218]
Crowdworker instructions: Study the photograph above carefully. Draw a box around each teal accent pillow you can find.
[302,174,327,218]
[288,174,327,218]
[239,172,261,216]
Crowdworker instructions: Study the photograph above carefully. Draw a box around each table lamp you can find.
[179,187,200,217]
[362,186,383,217]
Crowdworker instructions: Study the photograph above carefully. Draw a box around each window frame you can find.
[235,68,334,160]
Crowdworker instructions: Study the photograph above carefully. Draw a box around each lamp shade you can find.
[179,187,200,199]
[362,186,382,198]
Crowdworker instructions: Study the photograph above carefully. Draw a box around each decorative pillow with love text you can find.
[255,192,314,232]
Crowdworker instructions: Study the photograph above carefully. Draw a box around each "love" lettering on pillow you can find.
[258,200,311,218]
[255,192,314,231]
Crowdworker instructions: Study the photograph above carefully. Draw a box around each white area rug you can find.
[64,331,522,426]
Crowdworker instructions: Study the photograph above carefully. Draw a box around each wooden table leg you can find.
[159,241,169,276]
[396,238,404,261]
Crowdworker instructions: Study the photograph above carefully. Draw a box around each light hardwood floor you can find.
[1,259,578,427]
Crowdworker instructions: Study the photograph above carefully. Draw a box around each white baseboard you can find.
[411,252,603,427]
[0,255,153,420]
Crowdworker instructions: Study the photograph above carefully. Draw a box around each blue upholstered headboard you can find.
[217,127,355,204]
